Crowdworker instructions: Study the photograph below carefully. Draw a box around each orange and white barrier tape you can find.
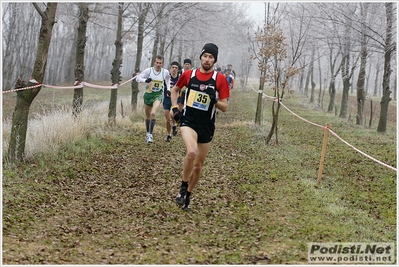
[43,84,84,89]
[328,129,397,172]
[2,75,137,94]
[2,84,42,94]
[120,76,136,86]
[83,82,117,89]
[248,80,397,172]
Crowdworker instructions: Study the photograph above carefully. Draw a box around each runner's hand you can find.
[145,78,152,83]
[172,107,182,122]
[207,88,218,105]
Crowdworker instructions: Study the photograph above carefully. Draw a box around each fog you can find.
[2,1,396,99]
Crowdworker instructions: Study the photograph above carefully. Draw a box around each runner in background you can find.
[178,58,192,112]
[163,61,180,142]
[226,64,235,89]
[136,55,170,143]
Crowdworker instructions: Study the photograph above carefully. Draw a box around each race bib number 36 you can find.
[187,90,210,111]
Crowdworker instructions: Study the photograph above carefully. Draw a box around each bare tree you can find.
[316,48,325,108]
[45,3,77,85]
[252,25,269,125]
[7,2,58,162]
[265,24,300,145]
[309,43,316,103]
[355,3,369,125]
[327,46,341,113]
[312,3,342,113]
[130,2,151,112]
[252,2,281,125]
[373,56,382,97]
[377,2,395,133]
[72,3,89,117]
[338,4,359,119]
[253,22,300,144]
[82,3,116,82]
[108,3,124,124]
[2,3,41,90]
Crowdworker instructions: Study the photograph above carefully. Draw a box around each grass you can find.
[2,80,397,264]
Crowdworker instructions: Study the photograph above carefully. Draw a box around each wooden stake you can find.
[317,123,330,185]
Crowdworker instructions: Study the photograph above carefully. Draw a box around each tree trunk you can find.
[72,3,89,117]
[298,62,305,94]
[177,40,183,65]
[266,95,281,145]
[377,2,394,133]
[254,75,265,125]
[7,2,58,162]
[159,35,166,58]
[309,45,315,103]
[317,51,323,108]
[151,27,160,62]
[108,3,124,124]
[339,77,350,118]
[304,68,310,97]
[365,60,372,95]
[356,38,367,124]
[327,42,340,113]
[339,39,353,119]
[168,37,174,63]
[356,3,368,125]
[393,73,397,101]
[255,55,267,126]
[373,62,380,96]
[369,99,374,128]
[327,78,336,112]
[2,4,21,90]
[131,3,150,112]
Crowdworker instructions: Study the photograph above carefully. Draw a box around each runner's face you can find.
[200,53,215,72]
[153,59,163,71]
[184,63,191,70]
[170,65,178,75]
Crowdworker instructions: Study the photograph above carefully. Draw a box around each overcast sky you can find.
[244,1,267,25]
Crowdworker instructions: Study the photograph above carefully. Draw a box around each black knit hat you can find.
[199,43,218,63]
[171,61,179,67]
[183,58,192,65]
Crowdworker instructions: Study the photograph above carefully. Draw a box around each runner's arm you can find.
[136,68,150,83]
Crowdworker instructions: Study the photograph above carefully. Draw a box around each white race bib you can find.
[147,79,164,92]
[186,90,211,111]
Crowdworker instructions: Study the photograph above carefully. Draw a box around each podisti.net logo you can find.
[308,242,395,264]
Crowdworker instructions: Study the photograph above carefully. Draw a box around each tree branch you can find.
[32,3,47,20]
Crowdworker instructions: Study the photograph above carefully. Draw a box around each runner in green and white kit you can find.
[136,55,171,143]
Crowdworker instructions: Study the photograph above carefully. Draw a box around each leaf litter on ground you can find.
[2,87,396,264]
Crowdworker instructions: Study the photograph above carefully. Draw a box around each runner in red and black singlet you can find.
[169,43,230,211]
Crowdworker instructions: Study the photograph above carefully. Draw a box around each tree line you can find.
[248,2,396,144]
[1,2,396,161]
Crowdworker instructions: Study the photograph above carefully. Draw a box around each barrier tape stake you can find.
[317,123,330,185]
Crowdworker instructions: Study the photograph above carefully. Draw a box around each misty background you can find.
[2,1,397,101]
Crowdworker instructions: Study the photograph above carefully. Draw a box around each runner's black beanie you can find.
[199,43,218,63]
[183,58,192,65]
[171,61,179,67]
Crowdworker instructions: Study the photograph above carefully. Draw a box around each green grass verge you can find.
[2,85,397,264]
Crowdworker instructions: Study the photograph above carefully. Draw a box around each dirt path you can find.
[2,88,396,264]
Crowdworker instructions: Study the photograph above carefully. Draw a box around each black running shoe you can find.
[182,193,190,211]
[172,125,178,136]
[176,183,188,205]
[165,134,172,142]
